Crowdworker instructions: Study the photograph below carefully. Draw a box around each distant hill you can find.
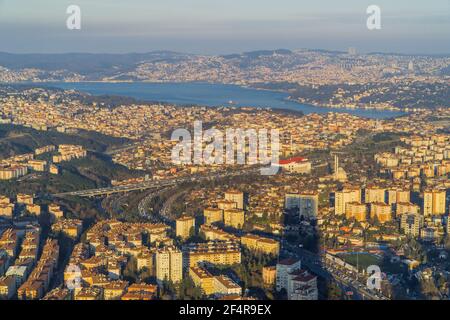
[0,49,297,74]
[0,51,191,75]
[0,49,447,86]
[222,49,293,59]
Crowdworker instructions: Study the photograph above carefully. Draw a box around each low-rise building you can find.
[74,287,103,300]
[26,204,41,216]
[185,241,241,268]
[103,280,129,300]
[0,275,16,299]
[262,266,276,286]
[189,266,215,295]
[121,283,157,300]
[278,157,312,174]
[240,234,280,256]
[17,194,34,205]
[0,203,14,218]
[213,275,242,297]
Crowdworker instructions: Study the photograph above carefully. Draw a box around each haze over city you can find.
[0,0,449,54]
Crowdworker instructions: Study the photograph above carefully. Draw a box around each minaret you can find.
[290,135,293,156]
[334,154,339,179]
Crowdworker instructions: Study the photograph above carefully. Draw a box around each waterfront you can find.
[38,82,406,119]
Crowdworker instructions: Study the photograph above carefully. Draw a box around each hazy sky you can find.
[0,0,449,54]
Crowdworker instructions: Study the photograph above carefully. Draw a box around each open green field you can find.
[337,253,382,271]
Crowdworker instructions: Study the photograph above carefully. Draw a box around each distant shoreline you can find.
[2,81,408,119]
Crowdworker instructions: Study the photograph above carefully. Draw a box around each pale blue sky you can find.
[0,0,449,54]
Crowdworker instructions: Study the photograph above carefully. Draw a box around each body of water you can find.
[39,82,406,119]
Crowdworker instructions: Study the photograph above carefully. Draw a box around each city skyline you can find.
[0,0,449,305]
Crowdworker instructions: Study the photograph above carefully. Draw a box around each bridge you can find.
[52,167,260,198]
[53,179,176,197]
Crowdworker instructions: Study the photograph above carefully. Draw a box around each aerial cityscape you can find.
[0,0,449,307]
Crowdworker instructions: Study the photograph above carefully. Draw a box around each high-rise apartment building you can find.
[365,186,386,204]
[345,202,367,222]
[176,215,195,239]
[276,258,301,292]
[370,202,392,223]
[401,213,424,237]
[203,208,223,225]
[334,187,361,215]
[396,202,420,216]
[223,209,245,229]
[423,189,446,216]
[285,192,319,219]
[224,190,244,210]
[155,246,183,285]
[387,188,410,204]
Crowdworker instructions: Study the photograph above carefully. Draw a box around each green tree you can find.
[123,256,138,282]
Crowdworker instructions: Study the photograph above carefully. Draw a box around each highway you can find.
[159,189,187,222]
[104,141,144,155]
[137,188,172,222]
[52,167,259,197]
[52,163,389,300]
[101,193,129,217]
[53,178,177,197]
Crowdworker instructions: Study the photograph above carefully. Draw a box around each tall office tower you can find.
[365,186,386,204]
[423,189,446,216]
[155,246,183,285]
[334,187,361,215]
[224,190,244,209]
[176,215,195,239]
